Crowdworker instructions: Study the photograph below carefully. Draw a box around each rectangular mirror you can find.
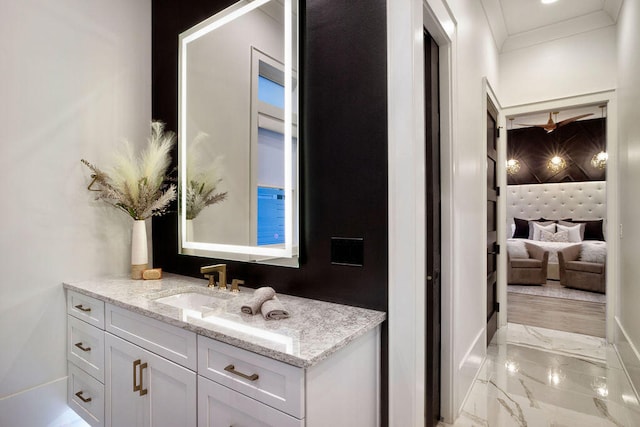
[178,0,299,267]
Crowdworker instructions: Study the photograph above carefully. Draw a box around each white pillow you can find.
[532,222,556,241]
[540,229,569,242]
[556,223,583,243]
[511,224,516,238]
[580,243,607,263]
[507,240,529,259]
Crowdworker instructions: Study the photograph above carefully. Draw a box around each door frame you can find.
[500,90,619,340]
[387,0,455,424]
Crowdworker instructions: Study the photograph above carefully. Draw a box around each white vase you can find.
[131,219,148,279]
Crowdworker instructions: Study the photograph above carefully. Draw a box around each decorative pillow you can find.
[556,223,583,243]
[558,220,586,240]
[513,218,531,239]
[532,222,556,241]
[507,240,529,259]
[528,220,554,240]
[568,219,605,241]
[540,229,569,242]
[580,243,607,263]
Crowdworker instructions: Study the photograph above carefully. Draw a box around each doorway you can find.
[424,29,441,427]
[504,104,609,338]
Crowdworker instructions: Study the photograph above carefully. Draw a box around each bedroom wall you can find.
[499,26,617,107]
[0,0,151,425]
[615,0,640,396]
[507,118,607,185]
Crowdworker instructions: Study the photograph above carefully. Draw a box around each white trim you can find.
[387,0,456,425]
[502,90,619,342]
[614,316,640,398]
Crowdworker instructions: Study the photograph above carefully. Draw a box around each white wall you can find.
[446,0,500,416]
[0,0,151,425]
[499,26,617,107]
[615,0,640,395]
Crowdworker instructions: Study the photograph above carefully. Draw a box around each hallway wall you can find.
[0,0,151,424]
[615,0,640,396]
[499,26,617,107]
[446,0,501,416]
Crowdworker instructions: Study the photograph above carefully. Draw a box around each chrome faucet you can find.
[200,264,227,290]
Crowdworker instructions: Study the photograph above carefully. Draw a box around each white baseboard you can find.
[455,327,486,418]
[614,316,640,400]
[0,377,87,427]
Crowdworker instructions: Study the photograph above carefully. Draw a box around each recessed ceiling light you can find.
[541,0,558,4]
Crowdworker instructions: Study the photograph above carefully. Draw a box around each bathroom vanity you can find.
[64,274,385,427]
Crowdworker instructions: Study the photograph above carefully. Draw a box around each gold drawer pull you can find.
[224,364,259,381]
[133,359,148,396]
[74,342,91,352]
[74,304,91,313]
[75,391,92,403]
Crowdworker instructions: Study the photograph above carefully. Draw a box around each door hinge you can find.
[495,302,500,312]
[495,244,500,255]
[496,186,501,197]
[497,127,501,138]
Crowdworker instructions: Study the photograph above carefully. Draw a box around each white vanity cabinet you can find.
[197,328,381,427]
[105,333,196,427]
[103,304,197,427]
[65,277,385,427]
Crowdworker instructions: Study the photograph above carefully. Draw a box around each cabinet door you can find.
[198,376,303,427]
[105,333,196,427]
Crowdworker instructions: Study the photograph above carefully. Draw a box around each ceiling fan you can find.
[517,111,593,133]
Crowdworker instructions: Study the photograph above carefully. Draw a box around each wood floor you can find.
[507,289,606,338]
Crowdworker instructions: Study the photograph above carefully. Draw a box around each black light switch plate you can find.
[331,237,364,266]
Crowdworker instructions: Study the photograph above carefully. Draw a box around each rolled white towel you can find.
[241,287,275,315]
[261,296,290,320]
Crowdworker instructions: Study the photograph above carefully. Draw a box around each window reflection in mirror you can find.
[178,0,299,267]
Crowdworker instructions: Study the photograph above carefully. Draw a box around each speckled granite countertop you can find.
[63,273,385,368]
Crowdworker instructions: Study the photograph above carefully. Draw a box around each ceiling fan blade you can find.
[556,113,594,128]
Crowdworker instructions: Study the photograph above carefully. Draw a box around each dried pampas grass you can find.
[82,121,177,220]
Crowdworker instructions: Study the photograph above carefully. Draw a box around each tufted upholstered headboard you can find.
[506,181,606,238]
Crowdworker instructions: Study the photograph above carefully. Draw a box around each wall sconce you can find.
[591,151,607,170]
[506,158,521,175]
[547,155,566,173]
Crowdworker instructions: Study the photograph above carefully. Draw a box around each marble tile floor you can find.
[441,323,640,426]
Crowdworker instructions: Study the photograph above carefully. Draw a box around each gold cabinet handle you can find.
[75,391,92,403]
[74,304,91,312]
[133,359,148,396]
[224,364,259,381]
[133,359,141,392]
[74,342,91,352]
[139,362,148,396]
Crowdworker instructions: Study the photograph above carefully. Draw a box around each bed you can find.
[506,181,606,281]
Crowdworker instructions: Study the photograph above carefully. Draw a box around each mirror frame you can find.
[177,0,298,265]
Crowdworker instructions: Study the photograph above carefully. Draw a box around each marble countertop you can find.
[63,273,386,368]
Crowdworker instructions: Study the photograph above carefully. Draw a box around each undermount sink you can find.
[154,290,233,316]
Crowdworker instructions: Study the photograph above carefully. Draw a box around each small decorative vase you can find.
[131,219,148,279]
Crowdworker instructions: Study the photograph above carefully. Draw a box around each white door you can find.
[105,333,196,427]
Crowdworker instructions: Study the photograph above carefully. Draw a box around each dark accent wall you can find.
[152,0,388,423]
[507,118,606,185]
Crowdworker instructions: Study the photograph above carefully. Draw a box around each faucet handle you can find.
[203,274,216,288]
[230,279,244,293]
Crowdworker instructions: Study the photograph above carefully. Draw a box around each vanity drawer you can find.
[198,376,303,427]
[197,336,304,418]
[105,303,197,371]
[67,290,105,328]
[68,362,105,427]
[68,315,105,382]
